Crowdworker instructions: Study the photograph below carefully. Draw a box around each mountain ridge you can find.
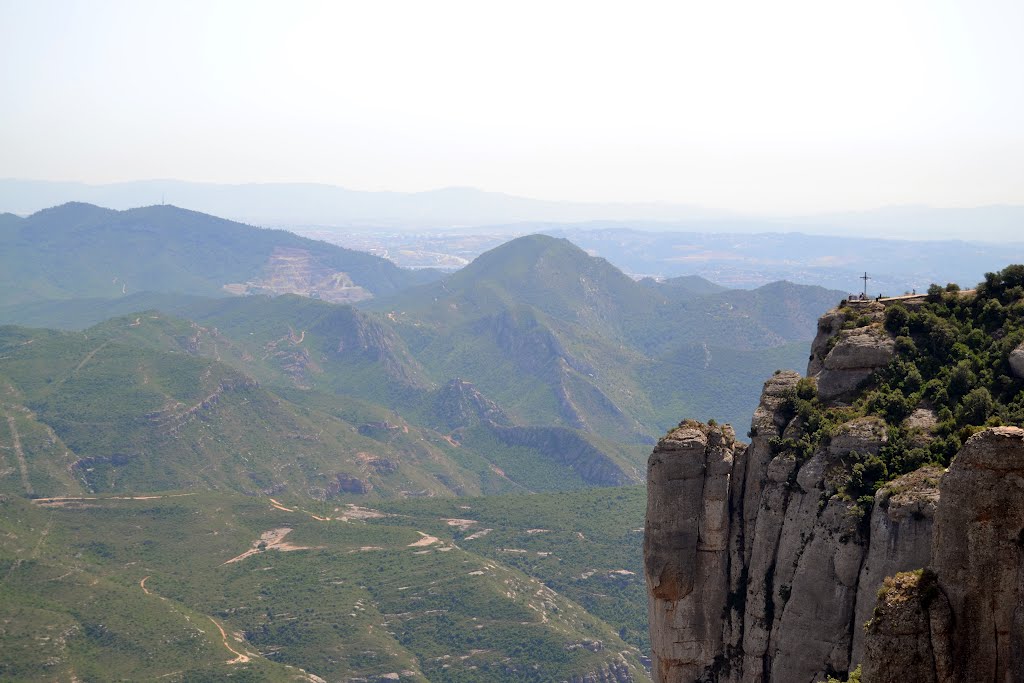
[0,202,439,307]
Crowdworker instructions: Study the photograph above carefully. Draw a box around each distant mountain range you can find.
[3,178,1023,241]
[543,227,1024,291]
[0,179,725,228]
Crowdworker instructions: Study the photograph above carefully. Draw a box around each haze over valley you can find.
[3,1,1024,681]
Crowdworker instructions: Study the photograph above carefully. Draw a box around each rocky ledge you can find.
[645,302,1024,682]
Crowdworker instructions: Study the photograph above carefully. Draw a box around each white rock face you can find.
[862,427,1024,683]
[850,466,942,664]
[645,309,933,683]
[645,421,739,683]
[816,326,896,401]
[1009,342,1024,379]
[929,426,1024,682]
[647,302,1024,683]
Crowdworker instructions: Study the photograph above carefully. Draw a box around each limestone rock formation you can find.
[645,302,1024,683]
[861,570,952,683]
[862,427,1024,682]
[807,309,846,377]
[850,466,941,664]
[645,420,740,683]
[806,301,884,377]
[647,368,1024,682]
[644,367,924,682]
[1010,341,1024,379]
[815,325,895,401]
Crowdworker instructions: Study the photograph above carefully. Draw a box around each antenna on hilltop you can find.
[861,271,871,298]
[161,193,165,206]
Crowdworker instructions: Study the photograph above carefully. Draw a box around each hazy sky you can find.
[2,0,1023,213]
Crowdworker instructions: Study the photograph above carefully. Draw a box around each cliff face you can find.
[863,426,1024,683]
[646,304,1024,682]
[646,379,927,682]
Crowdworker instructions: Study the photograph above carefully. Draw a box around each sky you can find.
[2,0,1023,214]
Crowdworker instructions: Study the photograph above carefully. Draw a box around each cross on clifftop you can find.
[861,271,871,298]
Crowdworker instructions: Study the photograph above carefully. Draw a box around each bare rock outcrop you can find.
[862,427,1024,682]
[647,300,1024,683]
[815,325,895,401]
[1009,341,1024,379]
[434,378,511,429]
[647,413,1024,683]
[646,307,934,683]
[807,309,846,376]
[927,426,1024,682]
[645,371,920,682]
[903,408,938,446]
[850,466,942,664]
[563,659,635,683]
[645,420,740,683]
[806,302,884,377]
[861,570,953,683]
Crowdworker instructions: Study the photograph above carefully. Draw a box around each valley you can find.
[0,487,648,682]
[6,5,1021,680]
[4,201,1011,682]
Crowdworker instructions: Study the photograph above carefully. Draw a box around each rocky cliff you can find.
[646,299,1024,682]
[863,426,1024,683]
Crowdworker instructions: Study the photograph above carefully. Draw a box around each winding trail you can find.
[268,497,332,522]
[268,498,294,512]
[208,616,250,663]
[138,574,252,664]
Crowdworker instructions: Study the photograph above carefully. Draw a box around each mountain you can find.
[5,180,1024,243]
[0,227,843,439]
[645,265,1024,682]
[0,203,906,680]
[0,202,439,307]
[370,234,844,436]
[0,322,476,499]
[0,219,856,499]
[0,179,725,228]
[0,306,651,499]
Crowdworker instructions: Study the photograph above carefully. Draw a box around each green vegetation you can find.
[0,488,649,682]
[0,203,437,308]
[0,314,651,499]
[775,265,1024,512]
[0,217,861,680]
[374,486,650,654]
[821,664,862,683]
[370,234,842,435]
